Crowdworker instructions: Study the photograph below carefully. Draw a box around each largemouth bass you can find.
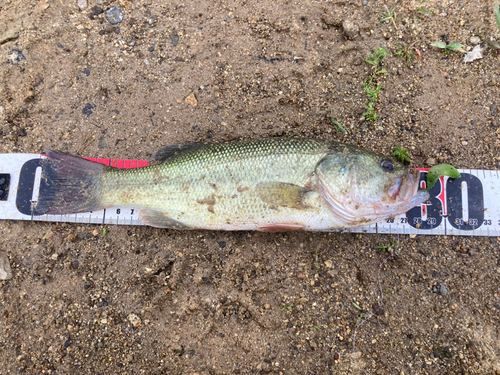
[34,138,428,231]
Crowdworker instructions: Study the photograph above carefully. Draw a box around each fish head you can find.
[315,148,429,227]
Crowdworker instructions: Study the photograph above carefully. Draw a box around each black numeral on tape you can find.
[406,172,485,231]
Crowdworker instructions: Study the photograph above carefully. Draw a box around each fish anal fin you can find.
[151,142,208,164]
[139,209,190,229]
[258,223,306,232]
[256,182,311,210]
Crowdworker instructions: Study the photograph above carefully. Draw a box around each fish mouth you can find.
[389,169,427,204]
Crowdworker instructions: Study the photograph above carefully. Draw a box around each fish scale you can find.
[99,138,335,230]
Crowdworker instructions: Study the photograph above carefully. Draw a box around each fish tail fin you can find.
[34,151,109,215]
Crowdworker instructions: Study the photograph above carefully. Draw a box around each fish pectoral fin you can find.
[139,209,190,229]
[256,182,311,210]
[151,142,208,164]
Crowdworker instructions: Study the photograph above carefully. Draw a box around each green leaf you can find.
[330,109,346,133]
[352,302,362,310]
[431,41,447,49]
[446,43,464,51]
[392,145,411,163]
[486,39,500,50]
[417,8,431,15]
[426,164,461,190]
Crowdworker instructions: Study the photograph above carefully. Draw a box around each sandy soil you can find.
[1,0,500,373]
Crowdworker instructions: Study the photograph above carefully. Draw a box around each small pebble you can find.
[0,252,12,280]
[342,20,359,39]
[82,103,95,117]
[435,282,448,296]
[77,0,87,10]
[297,273,306,279]
[128,313,142,327]
[185,93,197,108]
[469,36,481,45]
[8,49,25,64]
[425,157,436,166]
[0,19,22,44]
[106,6,123,25]
[88,6,104,20]
[170,34,180,46]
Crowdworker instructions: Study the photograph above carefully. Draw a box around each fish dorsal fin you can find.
[256,182,311,210]
[152,142,208,163]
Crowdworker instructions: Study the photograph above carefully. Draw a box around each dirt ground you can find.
[1,0,500,374]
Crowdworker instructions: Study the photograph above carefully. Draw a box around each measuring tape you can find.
[0,153,498,236]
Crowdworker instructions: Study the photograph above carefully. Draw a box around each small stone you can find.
[342,20,359,39]
[0,252,12,280]
[264,303,270,310]
[425,157,436,166]
[362,0,368,5]
[88,6,104,20]
[0,19,22,45]
[491,103,498,117]
[51,253,59,261]
[8,49,26,64]
[297,273,306,279]
[67,234,76,242]
[82,103,95,117]
[67,324,74,332]
[324,260,333,268]
[433,282,448,296]
[77,0,87,10]
[469,36,481,45]
[92,229,100,237]
[185,93,197,108]
[105,6,123,24]
[170,34,180,46]
[128,313,141,327]
[337,68,343,74]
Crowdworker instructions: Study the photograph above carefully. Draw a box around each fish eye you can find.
[381,160,394,172]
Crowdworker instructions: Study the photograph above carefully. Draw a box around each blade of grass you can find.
[495,3,500,33]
